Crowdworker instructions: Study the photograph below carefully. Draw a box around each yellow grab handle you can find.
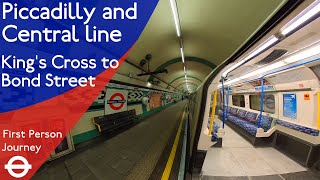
[208,90,218,135]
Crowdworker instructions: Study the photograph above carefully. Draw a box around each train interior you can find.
[193,0,320,179]
[31,0,320,179]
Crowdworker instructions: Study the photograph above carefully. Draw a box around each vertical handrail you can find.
[208,91,217,135]
[317,92,320,130]
[226,86,230,117]
[258,78,265,128]
[221,78,226,128]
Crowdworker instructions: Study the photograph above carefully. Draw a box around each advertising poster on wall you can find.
[105,89,128,114]
[283,94,297,119]
[165,94,172,105]
[149,93,162,110]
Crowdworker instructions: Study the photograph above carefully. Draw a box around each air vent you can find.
[256,49,287,65]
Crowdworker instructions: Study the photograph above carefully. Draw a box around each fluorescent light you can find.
[243,36,278,61]
[180,48,185,63]
[281,0,320,36]
[185,74,187,79]
[170,0,181,37]
[221,43,320,86]
[183,66,186,72]
[221,61,286,86]
[284,44,320,64]
[221,36,278,77]
[147,82,152,87]
[241,61,286,79]
[224,78,242,86]
[222,60,245,77]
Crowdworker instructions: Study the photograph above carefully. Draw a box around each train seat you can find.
[207,120,221,142]
[236,109,247,118]
[220,107,275,137]
[276,119,320,136]
[258,115,274,132]
[229,116,258,136]
[229,107,238,116]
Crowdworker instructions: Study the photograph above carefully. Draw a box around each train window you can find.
[232,95,245,107]
[249,94,275,114]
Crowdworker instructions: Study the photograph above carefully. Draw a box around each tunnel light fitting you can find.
[184,74,187,79]
[180,48,185,63]
[170,0,181,37]
[281,0,320,36]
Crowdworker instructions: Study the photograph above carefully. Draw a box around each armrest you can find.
[92,118,102,132]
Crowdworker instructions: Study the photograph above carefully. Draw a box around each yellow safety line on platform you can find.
[208,91,217,135]
[317,92,320,130]
[161,108,186,180]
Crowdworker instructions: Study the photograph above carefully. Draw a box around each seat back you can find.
[237,109,247,118]
[244,112,258,122]
[229,107,238,115]
[258,115,273,131]
[94,116,108,124]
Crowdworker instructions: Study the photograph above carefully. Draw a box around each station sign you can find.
[105,89,128,114]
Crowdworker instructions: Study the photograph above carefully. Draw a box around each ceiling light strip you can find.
[281,0,320,36]
[222,36,279,77]
[170,0,181,37]
[221,43,320,86]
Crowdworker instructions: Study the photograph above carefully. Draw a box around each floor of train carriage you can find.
[200,119,320,180]
[31,101,187,180]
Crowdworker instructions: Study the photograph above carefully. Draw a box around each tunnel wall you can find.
[70,82,182,145]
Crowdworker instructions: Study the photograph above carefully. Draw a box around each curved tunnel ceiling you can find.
[172,79,201,89]
[126,0,287,92]
[166,75,203,89]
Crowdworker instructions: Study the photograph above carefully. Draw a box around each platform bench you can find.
[92,110,137,133]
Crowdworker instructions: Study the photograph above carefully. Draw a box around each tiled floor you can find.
[201,119,312,179]
[31,101,186,180]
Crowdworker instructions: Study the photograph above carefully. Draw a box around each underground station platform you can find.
[32,101,188,180]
